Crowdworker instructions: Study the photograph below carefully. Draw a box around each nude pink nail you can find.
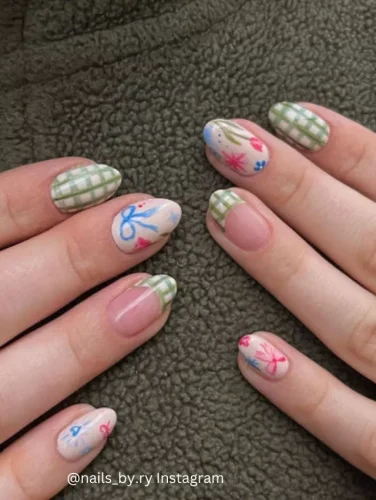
[238,334,289,379]
[107,275,177,338]
[209,190,271,251]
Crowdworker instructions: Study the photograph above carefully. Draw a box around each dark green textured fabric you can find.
[1,0,376,498]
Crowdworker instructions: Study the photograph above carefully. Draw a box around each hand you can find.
[0,158,181,498]
[204,103,376,478]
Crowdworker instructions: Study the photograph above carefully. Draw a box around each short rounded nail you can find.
[107,275,177,337]
[203,119,269,175]
[112,198,182,253]
[238,334,289,379]
[268,102,330,151]
[57,407,117,461]
[209,190,271,251]
[51,163,122,213]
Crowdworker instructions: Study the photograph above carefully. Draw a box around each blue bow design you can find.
[119,205,159,241]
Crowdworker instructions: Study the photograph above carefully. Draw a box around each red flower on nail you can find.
[239,335,251,347]
[250,137,264,152]
[134,237,152,250]
[222,151,246,172]
[255,342,286,376]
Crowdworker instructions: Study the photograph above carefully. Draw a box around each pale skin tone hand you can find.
[204,103,376,478]
[0,158,182,498]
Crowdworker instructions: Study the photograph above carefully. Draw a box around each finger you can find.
[203,118,376,294]
[269,102,376,201]
[0,158,122,248]
[0,195,181,344]
[0,273,176,441]
[237,332,376,478]
[207,188,376,382]
[0,404,116,499]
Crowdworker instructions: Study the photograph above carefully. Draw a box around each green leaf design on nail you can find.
[213,119,250,146]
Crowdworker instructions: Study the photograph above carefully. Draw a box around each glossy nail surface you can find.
[269,102,330,151]
[51,163,122,213]
[57,408,117,461]
[238,334,289,379]
[112,199,182,253]
[203,119,269,175]
[209,190,271,251]
[108,275,177,337]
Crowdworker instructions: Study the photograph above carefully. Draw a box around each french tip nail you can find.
[137,274,178,309]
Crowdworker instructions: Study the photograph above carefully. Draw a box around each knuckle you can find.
[64,229,96,289]
[338,137,369,181]
[270,245,309,290]
[65,325,93,374]
[348,307,376,364]
[8,456,38,500]
[0,188,23,240]
[274,164,311,209]
[292,376,329,420]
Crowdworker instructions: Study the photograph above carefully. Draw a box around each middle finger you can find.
[203,118,376,293]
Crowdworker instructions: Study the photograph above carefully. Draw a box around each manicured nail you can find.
[108,275,177,337]
[238,334,289,379]
[268,102,330,151]
[57,407,117,461]
[112,198,181,253]
[209,189,271,251]
[51,163,122,213]
[203,119,269,175]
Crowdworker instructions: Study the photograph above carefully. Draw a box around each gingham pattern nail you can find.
[209,189,245,228]
[268,102,330,151]
[136,275,177,310]
[51,163,122,213]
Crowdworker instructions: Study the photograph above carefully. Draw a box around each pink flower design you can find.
[255,342,286,376]
[99,421,112,439]
[134,237,152,250]
[239,335,251,347]
[250,137,264,152]
[222,151,246,172]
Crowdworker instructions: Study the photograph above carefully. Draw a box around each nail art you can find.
[209,189,245,228]
[203,119,269,175]
[136,274,177,310]
[57,408,117,461]
[238,334,289,379]
[112,198,182,253]
[51,163,122,213]
[268,102,330,151]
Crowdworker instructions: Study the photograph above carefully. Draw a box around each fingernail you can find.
[209,190,271,251]
[112,198,181,253]
[238,334,289,379]
[57,407,117,461]
[268,102,330,151]
[51,163,122,213]
[108,275,177,337]
[203,119,269,175]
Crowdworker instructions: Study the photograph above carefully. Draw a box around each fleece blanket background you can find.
[1,0,376,498]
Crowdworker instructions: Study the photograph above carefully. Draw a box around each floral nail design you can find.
[112,199,182,253]
[268,102,330,151]
[238,334,289,379]
[51,163,122,213]
[57,408,117,461]
[209,189,245,229]
[203,119,269,176]
[136,274,177,310]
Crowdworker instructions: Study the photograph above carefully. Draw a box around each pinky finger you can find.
[238,332,376,478]
[0,404,116,499]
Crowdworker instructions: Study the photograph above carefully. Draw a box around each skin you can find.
[1,103,376,496]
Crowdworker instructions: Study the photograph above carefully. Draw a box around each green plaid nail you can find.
[268,102,330,151]
[136,275,177,310]
[209,189,245,228]
[51,163,122,213]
